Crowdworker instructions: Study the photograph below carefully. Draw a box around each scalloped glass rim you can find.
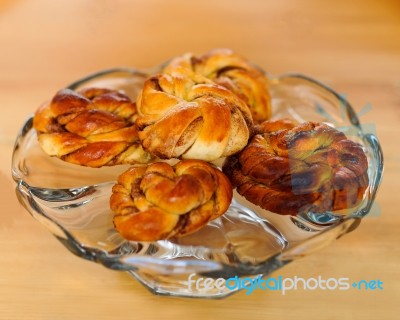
[12,67,384,298]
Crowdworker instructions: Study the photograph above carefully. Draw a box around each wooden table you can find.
[1,0,399,319]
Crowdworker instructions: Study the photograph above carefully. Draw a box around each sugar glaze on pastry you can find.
[223,119,369,215]
[110,160,233,241]
[163,48,272,123]
[136,67,253,161]
[33,88,152,167]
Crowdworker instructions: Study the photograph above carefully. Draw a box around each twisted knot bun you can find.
[110,160,233,241]
[136,67,253,161]
[223,120,369,215]
[33,88,152,167]
[163,49,272,123]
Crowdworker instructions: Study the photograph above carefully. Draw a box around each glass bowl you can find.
[12,67,383,298]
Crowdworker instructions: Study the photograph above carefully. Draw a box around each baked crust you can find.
[110,160,233,241]
[163,49,272,123]
[223,119,369,215]
[136,66,253,161]
[33,88,152,167]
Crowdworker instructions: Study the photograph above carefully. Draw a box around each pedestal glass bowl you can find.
[12,67,383,298]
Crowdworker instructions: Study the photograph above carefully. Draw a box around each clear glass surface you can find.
[12,68,383,298]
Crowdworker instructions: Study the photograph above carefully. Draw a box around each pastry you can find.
[135,67,253,161]
[163,49,272,123]
[223,119,369,215]
[110,160,233,241]
[33,88,152,167]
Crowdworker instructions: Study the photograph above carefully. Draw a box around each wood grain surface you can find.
[0,1,399,319]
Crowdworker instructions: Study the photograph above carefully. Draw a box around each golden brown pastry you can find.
[33,88,152,167]
[110,160,233,241]
[135,66,253,161]
[163,49,272,123]
[223,119,369,215]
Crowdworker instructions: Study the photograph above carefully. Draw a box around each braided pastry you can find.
[135,66,253,161]
[33,88,152,167]
[163,49,272,123]
[223,120,369,215]
[110,160,233,241]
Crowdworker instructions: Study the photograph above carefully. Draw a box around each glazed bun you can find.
[223,119,369,215]
[163,49,272,123]
[33,88,152,167]
[135,67,253,161]
[110,160,233,241]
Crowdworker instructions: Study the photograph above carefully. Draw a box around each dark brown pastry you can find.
[33,88,152,167]
[110,160,233,241]
[223,119,369,215]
